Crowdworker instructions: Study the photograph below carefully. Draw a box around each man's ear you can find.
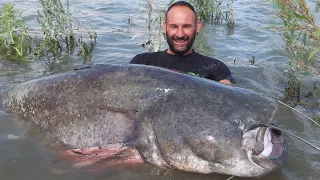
[196,20,201,34]
[162,22,167,35]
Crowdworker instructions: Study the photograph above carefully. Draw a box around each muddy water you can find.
[0,0,319,179]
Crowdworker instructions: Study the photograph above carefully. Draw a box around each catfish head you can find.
[136,84,287,177]
[137,119,287,178]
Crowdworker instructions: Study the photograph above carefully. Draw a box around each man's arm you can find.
[213,63,235,85]
[219,79,232,85]
[130,53,151,65]
[130,54,140,64]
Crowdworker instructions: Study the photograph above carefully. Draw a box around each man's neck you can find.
[166,49,193,56]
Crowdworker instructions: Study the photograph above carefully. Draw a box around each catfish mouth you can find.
[243,126,286,170]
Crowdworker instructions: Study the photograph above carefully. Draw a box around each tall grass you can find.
[268,0,320,105]
[0,3,31,60]
[0,1,96,62]
[36,0,97,61]
[141,0,174,52]
[187,0,234,29]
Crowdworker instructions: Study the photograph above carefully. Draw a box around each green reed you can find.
[187,0,234,29]
[0,1,96,62]
[188,0,217,21]
[268,0,320,105]
[0,3,31,60]
[142,0,174,52]
[35,0,96,60]
[143,0,154,52]
[283,62,301,105]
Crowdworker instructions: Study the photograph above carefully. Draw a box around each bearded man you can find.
[130,1,234,85]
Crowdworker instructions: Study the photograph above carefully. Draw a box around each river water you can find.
[0,0,319,179]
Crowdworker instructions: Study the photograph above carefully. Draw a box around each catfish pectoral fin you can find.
[59,145,144,169]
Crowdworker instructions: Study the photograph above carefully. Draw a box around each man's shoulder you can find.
[130,51,165,64]
[137,51,163,58]
[190,52,227,68]
[193,52,222,63]
[192,51,234,82]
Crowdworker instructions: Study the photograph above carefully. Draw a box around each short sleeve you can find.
[130,54,148,64]
[211,61,235,83]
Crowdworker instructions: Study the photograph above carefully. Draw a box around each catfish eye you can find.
[271,128,281,136]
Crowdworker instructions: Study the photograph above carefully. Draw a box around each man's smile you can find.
[174,39,188,46]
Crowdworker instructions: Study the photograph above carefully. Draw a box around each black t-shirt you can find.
[130,50,234,82]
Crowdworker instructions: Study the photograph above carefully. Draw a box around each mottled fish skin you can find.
[2,64,285,177]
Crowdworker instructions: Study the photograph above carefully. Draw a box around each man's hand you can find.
[219,79,232,85]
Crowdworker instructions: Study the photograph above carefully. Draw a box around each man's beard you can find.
[166,30,196,55]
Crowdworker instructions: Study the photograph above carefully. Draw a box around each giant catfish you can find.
[2,64,286,177]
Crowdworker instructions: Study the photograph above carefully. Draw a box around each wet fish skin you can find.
[2,64,286,177]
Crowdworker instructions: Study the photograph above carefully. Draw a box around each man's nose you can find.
[176,27,185,37]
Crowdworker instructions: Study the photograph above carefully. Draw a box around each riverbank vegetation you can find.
[187,0,234,29]
[140,0,174,52]
[267,0,319,106]
[0,0,96,62]
[0,4,31,60]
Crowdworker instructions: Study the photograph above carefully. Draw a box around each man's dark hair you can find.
[165,1,197,22]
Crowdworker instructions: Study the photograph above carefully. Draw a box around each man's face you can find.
[163,6,201,56]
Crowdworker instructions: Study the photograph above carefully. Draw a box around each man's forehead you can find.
[166,6,196,22]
